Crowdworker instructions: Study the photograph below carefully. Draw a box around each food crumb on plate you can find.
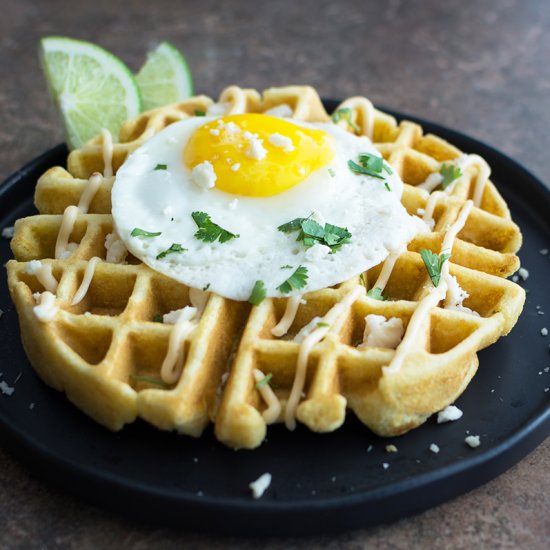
[429,443,440,454]
[437,405,463,423]
[249,472,272,499]
[385,444,398,453]
[465,435,481,448]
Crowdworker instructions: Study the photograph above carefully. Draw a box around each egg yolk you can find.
[183,113,334,197]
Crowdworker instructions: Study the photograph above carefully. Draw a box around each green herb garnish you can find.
[278,217,351,253]
[359,273,367,288]
[317,321,329,327]
[328,168,336,178]
[367,287,386,301]
[331,107,360,133]
[131,228,162,238]
[248,280,267,305]
[131,374,169,388]
[152,313,163,323]
[439,164,462,190]
[192,211,239,243]
[280,265,293,269]
[154,163,167,171]
[277,266,308,294]
[195,110,206,116]
[203,283,211,291]
[420,249,451,287]
[156,243,187,260]
[347,159,385,180]
[255,373,273,389]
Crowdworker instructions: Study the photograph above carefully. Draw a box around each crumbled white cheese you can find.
[191,161,217,190]
[445,275,479,316]
[512,275,519,282]
[163,306,198,325]
[465,435,481,448]
[420,172,444,193]
[429,443,440,454]
[518,267,529,281]
[382,463,390,470]
[263,104,293,118]
[249,472,272,499]
[243,131,267,160]
[360,314,404,349]
[542,328,548,336]
[33,291,58,322]
[367,445,373,453]
[437,405,463,424]
[1,226,14,239]
[539,248,549,255]
[268,132,294,152]
[105,232,128,264]
[0,381,15,396]
[25,259,43,275]
[416,208,425,216]
[385,444,398,453]
[231,163,241,172]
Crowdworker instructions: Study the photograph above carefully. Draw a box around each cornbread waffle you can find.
[6,86,525,449]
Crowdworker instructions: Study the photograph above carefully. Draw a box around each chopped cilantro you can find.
[195,109,206,116]
[192,211,239,243]
[131,228,162,238]
[358,152,384,173]
[131,374,169,388]
[278,216,351,253]
[331,107,360,133]
[439,164,462,190]
[317,321,329,327]
[367,287,385,301]
[156,243,187,260]
[328,168,336,178]
[359,273,367,288]
[248,280,267,306]
[154,163,167,171]
[384,181,392,192]
[280,265,293,269]
[347,159,385,180]
[420,249,451,287]
[277,266,308,294]
[152,313,163,322]
[255,373,273,389]
[202,283,211,291]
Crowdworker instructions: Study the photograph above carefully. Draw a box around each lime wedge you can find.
[39,36,141,149]
[136,41,193,111]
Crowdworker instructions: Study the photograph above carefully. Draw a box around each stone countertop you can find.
[0,0,549,547]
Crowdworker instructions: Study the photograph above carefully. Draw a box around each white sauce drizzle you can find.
[101,128,114,178]
[384,200,473,375]
[253,368,282,424]
[78,172,103,213]
[271,295,302,337]
[25,260,58,293]
[71,257,101,306]
[285,285,364,430]
[372,245,406,292]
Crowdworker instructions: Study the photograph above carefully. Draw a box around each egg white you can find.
[111,116,424,300]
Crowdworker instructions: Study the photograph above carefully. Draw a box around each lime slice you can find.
[136,41,193,111]
[39,36,141,149]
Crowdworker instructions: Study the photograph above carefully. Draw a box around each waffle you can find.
[6,86,525,449]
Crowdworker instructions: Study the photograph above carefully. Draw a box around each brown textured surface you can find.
[0,0,549,547]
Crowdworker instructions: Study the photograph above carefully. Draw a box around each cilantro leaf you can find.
[331,107,360,133]
[154,163,167,171]
[131,228,162,238]
[255,373,272,389]
[317,321,329,327]
[367,287,385,301]
[278,216,351,253]
[420,249,451,287]
[202,283,211,291]
[278,217,306,233]
[277,266,308,294]
[152,313,163,322]
[347,159,385,180]
[328,168,336,178]
[156,243,187,260]
[280,265,293,269]
[439,164,462,190]
[358,152,384,173]
[131,374,169,388]
[195,110,206,116]
[359,273,367,288]
[192,211,239,243]
[248,280,267,305]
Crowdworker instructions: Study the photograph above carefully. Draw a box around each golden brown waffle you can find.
[6,86,525,449]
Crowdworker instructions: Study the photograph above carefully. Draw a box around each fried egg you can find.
[112,113,423,300]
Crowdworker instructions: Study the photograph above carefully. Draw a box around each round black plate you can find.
[1,107,549,537]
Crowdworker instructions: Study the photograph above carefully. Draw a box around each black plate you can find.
[1,106,549,537]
